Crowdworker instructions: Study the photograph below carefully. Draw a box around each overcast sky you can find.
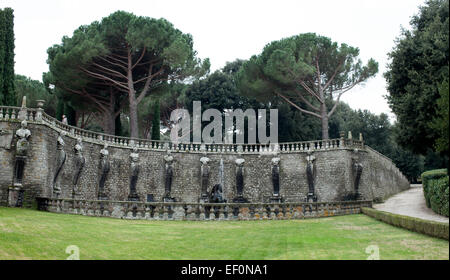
[1,0,426,117]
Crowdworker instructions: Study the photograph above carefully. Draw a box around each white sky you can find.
[1,0,426,117]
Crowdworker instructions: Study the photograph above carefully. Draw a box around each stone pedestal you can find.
[307,192,317,202]
[98,192,108,201]
[232,195,248,203]
[8,185,22,207]
[199,194,209,203]
[128,192,140,202]
[270,195,283,203]
[163,196,176,202]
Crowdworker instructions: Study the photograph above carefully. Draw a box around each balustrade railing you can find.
[39,198,372,221]
[0,105,365,153]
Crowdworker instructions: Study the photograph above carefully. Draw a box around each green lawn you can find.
[0,207,448,260]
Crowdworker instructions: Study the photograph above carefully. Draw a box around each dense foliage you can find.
[45,10,209,137]
[14,74,57,116]
[421,169,449,217]
[237,33,378,139]
[385,0,449,155]
[0,8,15,106]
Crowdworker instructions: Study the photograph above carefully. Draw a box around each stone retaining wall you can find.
[0,105,410,207]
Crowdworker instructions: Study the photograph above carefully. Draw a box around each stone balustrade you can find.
[0,105,364,154]
[37,197,372,221]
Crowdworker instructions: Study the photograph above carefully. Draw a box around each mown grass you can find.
[0,207,448,260]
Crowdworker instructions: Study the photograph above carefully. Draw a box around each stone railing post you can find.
[35,100,45,122]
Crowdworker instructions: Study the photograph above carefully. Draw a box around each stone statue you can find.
[271,157,281,196]
[72,138,85,197]
[200,156,210,201]
[352,149,363,200]
[306,152,317,202]
[13,120,31,186]
[128,147,140,201]
[233,158,248,203]
[52,131,66,195]
[209,184,225,203]
[163,151,174,201]
[15,120,31,157]
[98,144,110,200]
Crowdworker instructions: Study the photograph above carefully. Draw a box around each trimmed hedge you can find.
[421,169,449,217]
[362,207,449,240]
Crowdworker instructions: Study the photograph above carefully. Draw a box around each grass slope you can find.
[0,207,448,260]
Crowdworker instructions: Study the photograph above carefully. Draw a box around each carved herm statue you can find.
[163,151,175,202]
[128,147,140,201]
[15,120,31,157]
[52,131,66,196]
[306,152,317,202]
[200,156,210,201]
[72,138,85,197]
[98,144,110,200]
[233,158,248,203]
[271,157,280,196]
[14,120,31,185]
[9,120,31,207]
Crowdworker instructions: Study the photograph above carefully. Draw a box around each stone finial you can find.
[359,133,363,142]
[36,100,45,109]
[348,131,353,139]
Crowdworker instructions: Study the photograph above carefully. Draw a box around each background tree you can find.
[184,61,269,143]
[0,8,15,106]
[429,79,449,155]
[0,9,5,105]
[151,99,161,140]
[237,33,378,139]
[46,11,209,138]
[384,0,449,155]
[14,74,58,116]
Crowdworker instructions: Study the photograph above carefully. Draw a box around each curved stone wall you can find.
[0,106,410,207]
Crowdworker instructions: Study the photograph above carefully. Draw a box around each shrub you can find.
[421,169,448,217]
[362,207,449,240]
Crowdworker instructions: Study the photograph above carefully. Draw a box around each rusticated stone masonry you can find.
[0,105,410,210]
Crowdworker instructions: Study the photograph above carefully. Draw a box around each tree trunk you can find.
[129,94,139,138]
[320,103,329,140]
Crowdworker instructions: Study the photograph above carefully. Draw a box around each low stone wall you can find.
[38,197,372,221]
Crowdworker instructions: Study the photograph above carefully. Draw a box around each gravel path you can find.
[373,184,449,224]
